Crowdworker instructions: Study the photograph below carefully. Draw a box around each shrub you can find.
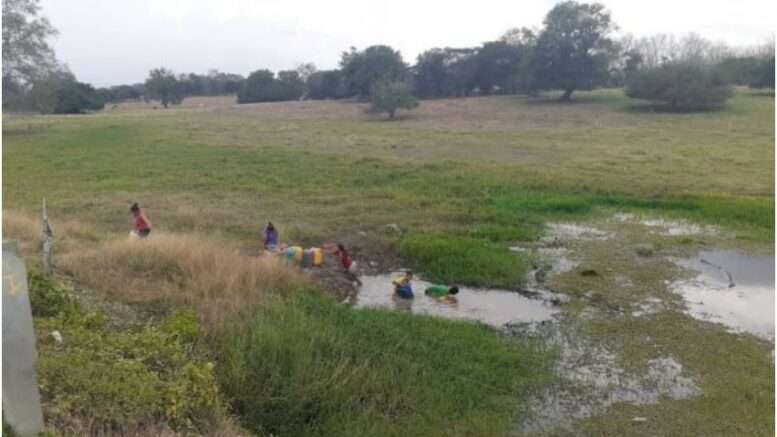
[28,268,79,317]
[219,292,550,437]
[237,69,302,103]
[369,81,419,119]
[31,275,225,434]
[398,234,529,288]
[625,61,734,110]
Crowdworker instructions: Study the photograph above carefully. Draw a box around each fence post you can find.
[41,198,53,276]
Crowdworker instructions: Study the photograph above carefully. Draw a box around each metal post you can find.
[41,198,53,276]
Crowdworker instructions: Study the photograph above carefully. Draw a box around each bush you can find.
[237,69,302,103]
[28,268,79,317]
[369,81,419,119]
[626,61,734,110]
[218,292,550,437]
[398,234,529,288]
[35,305,224,433]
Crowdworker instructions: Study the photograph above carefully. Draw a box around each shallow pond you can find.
[353,273,559,327]
[673,250,774,340]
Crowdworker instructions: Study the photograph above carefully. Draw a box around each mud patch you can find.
[672,250,774,340]
[509,320,701,434]
[613,213,719,237]
[353,273,559,327]
[544,223,611,241]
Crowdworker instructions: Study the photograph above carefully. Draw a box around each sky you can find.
[39,0,776,87]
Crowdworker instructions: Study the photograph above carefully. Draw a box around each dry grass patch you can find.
[59,233,310,330]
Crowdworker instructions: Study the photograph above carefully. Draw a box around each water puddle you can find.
[672,250,774,340]
[352,273,559,327]
[509,320,701,433]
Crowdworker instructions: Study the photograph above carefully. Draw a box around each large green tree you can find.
[2,0,58,107]
[144,68,184,107]
[529,1,615,100]
[340,45,407,98]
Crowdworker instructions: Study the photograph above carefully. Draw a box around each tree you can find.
[237,69,301,103]
[2,0,58,108]
[306,70,347,99]
[528,1,615,100]
[749,54,775,89]
[30,68,104,114]
[144,68,183,107]
[277,70,305,100]
[625,61,733,111]
[412,48,478,98]
[340,45,407,97]
[369,81,419,119]
[471,41,525,95]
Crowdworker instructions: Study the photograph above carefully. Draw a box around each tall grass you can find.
[58,233,309,330]
[218,292,551,437]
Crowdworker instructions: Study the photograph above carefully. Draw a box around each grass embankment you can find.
[219,292,550,437]
[6,219,551,436]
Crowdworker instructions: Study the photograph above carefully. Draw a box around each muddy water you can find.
[673,250,775,340]
[511,320,701,434]
[353,273,559,327]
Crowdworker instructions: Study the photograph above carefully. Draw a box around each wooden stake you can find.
[41,198,53,276]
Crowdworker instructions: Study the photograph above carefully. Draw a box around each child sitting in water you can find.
[392,271,414,299]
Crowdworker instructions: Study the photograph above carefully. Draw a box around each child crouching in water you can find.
[392,271,414,299]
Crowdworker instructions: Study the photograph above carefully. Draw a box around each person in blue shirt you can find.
[263,222,279,250]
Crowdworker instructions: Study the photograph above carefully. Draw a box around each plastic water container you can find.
[311,248,323,266]
[302,250,314,268]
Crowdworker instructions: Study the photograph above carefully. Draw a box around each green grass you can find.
[398,234,530,288]
[218,292,552,437]
[29,273,227,435]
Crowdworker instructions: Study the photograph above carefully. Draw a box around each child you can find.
[130,203,151,239]
[392,271,414,299]
[425,284,459,303]
[424,284,459,298]
[328,243,362,286]
[263,222,279,250]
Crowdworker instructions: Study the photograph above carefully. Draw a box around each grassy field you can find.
[2,88,774,435]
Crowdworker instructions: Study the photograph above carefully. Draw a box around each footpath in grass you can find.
[218,292,552,437]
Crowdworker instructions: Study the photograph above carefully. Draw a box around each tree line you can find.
[3,0,774,115]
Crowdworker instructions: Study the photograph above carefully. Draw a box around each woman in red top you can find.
[130,203,152,238]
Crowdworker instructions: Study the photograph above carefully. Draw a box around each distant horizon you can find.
[40,0,775,88]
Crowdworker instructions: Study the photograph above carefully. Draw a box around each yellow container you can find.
[311,248,323,266]
[291,246,303,262]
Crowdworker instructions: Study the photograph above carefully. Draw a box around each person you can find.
[425,284,459,298]
[392,271,414,299]
[263,222,279,250]
[326,243,362,286]
[130,203,151,239]
[425,284,459,303]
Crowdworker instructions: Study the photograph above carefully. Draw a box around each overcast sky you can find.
[40,0,775,87]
